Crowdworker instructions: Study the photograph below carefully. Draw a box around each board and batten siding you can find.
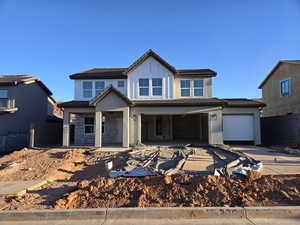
[127,56,174,100]
[74,79,127,100]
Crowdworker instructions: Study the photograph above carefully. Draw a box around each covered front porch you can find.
[62,108,130,147]
[62,86,131,148]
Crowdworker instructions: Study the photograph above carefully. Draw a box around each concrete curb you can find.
[0,206,300,221]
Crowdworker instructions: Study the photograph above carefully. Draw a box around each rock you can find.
[247,171,262,181]
[78,180,90,188]
[164,176,172,184]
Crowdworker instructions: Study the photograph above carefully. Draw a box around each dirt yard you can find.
[0,148,87,182]
[0,147,107,210]
[55,173,300,209]
[1,146,300,210]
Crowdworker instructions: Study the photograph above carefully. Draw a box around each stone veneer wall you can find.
[73,113,95,146]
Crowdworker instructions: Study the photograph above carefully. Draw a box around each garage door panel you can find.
[223,115,254,141]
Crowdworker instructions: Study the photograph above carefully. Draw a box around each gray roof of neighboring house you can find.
[58,98,265,108]
[0,75,36,85]
[0,75,55,102]
[69,49,217,80]
[259,60,300,88]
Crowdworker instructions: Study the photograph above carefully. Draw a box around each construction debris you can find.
[96,145,262,179]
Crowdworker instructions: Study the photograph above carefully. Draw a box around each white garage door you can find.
[223,115,254,141]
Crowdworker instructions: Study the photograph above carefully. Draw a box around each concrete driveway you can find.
[231,145,300,175]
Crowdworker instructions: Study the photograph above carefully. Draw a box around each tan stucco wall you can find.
[173,76,212,98]
[261,63,300,117]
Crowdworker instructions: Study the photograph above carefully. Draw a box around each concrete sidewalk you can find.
[0,180,46,196]
[231,145,300,175]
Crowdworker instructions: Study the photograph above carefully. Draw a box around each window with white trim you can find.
[83,81,93,98]
[95,81,105,95]
[180,79,204,97]
[280,78,291,96]
[180,80,191,97]
[193,80,204,97]
[152,78,162,96]
[84,117,94,134]
[118,81,125,88]
[139,79,149,96]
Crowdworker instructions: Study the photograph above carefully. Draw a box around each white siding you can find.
[127,56,174,100]
[74,79,127,100]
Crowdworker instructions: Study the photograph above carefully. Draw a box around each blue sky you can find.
[0,0,299,101]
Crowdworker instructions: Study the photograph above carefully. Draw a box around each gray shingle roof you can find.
[59,98,265,108]
[132,98,225,107]
[69,68,127,80]
[223,98,266,107]
[0,75,36,85]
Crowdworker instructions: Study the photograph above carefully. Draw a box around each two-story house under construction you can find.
[59,50,265,147]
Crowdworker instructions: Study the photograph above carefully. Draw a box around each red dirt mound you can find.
[55,173,300,209]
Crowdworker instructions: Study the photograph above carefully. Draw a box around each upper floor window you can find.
[180,80,191,97]
[180,80,204,97]
[139,79,149,96]
[83,81,93,98]
[95,81,105,95]
[118,81,125,88]
[280,78,291,96]
[0,90,8,99]
[152,78,162,96]
[0,90,8,108]
[194,80,204,96]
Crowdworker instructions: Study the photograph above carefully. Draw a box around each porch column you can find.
[208,110,223,145]
[95,111,102,147]
[137,113,142,144]
[122,107,130,147]
[63,111,70,147]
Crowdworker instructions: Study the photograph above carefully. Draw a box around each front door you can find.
[141,121,148,142]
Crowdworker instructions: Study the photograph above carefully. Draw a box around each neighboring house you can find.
[0,75,61,152]
[59,49,264,148]
[259,60,300,117]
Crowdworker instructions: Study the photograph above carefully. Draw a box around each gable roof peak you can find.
[124,49,177,74]
[89,85,132,106]
[259,60,300,88]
